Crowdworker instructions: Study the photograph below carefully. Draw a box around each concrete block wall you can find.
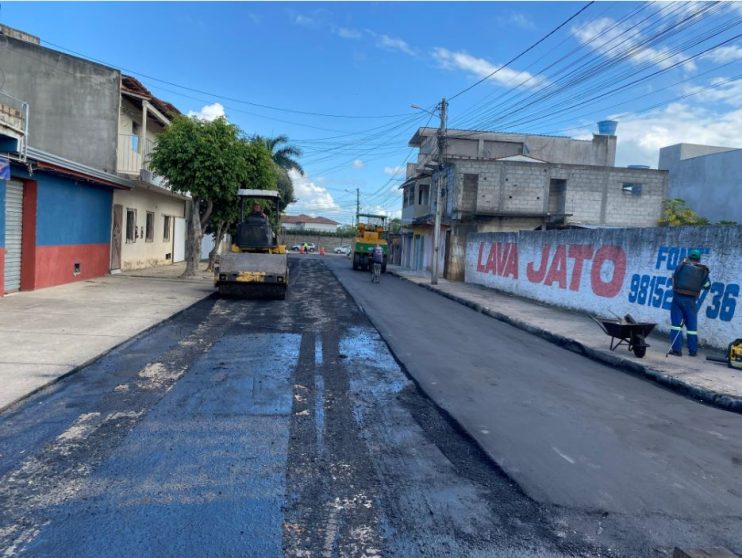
[449,161,666,227]
[465,225,742,348]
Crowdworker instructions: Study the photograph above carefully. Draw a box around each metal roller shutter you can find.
[4,180,23,292]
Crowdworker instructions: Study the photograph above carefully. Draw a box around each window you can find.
[622,183,643,195]
[418,184,430,206]
[145,211,155,242]
[163,215,172,241]
[131,122,140,152]
[126,209,137,243]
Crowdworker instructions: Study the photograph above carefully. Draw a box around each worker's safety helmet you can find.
[689,249,702,261]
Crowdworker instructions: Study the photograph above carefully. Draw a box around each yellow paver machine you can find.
[215,189,288,299]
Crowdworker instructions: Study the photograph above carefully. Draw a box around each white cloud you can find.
[187,102,225,121]
[366,205,402,220]
[292,14,315,26]
[336,26,362,40]
[571,18,697,72]
[286,169,341,213]
[432,47,548,89]
[571,103,742,167]
[702,45,742,64]
[682,77,742,105]
[384,165,406,176]
[376,33,416,56]
[499,12,535,30]
[352,159,365,169]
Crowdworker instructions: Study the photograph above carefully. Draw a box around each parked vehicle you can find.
[290,243,316,252]
[334,245,351,255]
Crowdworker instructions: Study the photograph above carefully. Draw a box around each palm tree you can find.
[253,134,304,175]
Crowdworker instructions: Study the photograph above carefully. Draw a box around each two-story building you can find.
[400,123,668,280]
[0,26,188,296]
[0,26,132,295]
[113,76,187,271]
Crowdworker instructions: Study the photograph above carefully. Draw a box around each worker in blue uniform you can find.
[669,249,711,357]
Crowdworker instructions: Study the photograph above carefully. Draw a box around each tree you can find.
[658,198,709,227]
[274,165,297,213]
[254,134,305,175]
[150,116,267,276]
[204,139,277,271]
[389,218,402,233]
[253,135,302,212]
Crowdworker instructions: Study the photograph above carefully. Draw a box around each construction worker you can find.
[669,249,711,357]
[302,242,309,254]
[250,203,266,220]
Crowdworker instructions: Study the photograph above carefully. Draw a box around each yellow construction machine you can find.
[351,213,388,272]
[215,189,288,299]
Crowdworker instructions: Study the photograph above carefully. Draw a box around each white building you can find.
[113,76,187,271]
[282,214,340,233]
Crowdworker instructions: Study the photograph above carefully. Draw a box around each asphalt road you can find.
[326,256,742,555]
[0,257,615,558]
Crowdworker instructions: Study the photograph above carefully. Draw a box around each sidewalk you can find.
[388,265,742,414]
[0,263,215,412]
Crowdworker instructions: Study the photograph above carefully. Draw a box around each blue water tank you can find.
[597,120,618,135]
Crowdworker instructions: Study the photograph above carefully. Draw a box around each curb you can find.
[388,270,742,415]
[0,292,217,416]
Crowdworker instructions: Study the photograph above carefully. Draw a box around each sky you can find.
[1,1,741,225]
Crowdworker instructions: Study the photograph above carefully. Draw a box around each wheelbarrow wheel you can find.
[632,345,647,358]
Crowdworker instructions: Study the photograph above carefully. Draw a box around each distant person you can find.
[669,249,710,357]
[303,242,309,254]
[371,244,384,277]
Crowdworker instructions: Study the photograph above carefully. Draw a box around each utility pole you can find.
[356,188,360,226]
[431,97,447,285]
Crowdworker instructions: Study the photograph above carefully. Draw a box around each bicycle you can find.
[371,262,381,283]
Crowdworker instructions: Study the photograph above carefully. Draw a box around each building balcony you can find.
[117,135,166,187]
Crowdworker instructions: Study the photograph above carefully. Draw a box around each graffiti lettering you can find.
[655,245,711,271]
[476,242,519,279]
[627,273,738,322]
[525,243,626,298]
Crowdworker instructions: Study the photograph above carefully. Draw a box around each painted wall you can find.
[658,144,742,223]
[113,186,185,271]
[0,179,5,296]
[465,225,742,348]
[0,35,120,172]
[35,174,113,289]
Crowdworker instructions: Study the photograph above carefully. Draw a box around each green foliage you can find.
[150,116,248,212]
[389,218,402,233]
[149,116,277,275]
[275,166,297,212]
[252,135,303,212]
[658,198,709,227]
[253,134,304,176]
[717,220,738,225]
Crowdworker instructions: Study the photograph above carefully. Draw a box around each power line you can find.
[40,39,411,120]
[447,1,595,101]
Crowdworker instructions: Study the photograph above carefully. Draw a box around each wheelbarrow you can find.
[591,314,656,358]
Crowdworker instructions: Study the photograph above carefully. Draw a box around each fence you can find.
[465,225,741,348]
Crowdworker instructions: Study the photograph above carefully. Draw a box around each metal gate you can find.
[173,217,186,262]
[4,180,23,292]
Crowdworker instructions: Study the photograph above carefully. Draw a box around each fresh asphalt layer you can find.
[326,256,742,554]
[0,257,619,558]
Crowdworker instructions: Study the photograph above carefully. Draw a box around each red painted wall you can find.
[0,248,5,298]
[20,180,37,291]
[34,244,110,290]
